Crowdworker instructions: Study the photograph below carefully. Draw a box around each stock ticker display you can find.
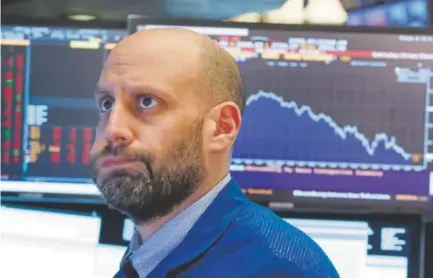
[229,29,433,205]
[2,23,433,208]
[135,23,433,208]
[1,26,124,188]
[228,28,433,206]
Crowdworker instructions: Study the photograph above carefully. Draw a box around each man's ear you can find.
[205,101,242,153]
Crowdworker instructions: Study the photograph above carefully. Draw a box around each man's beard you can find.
[90,119,206,224]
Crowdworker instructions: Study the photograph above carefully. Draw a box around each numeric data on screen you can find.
[1,26,125,183]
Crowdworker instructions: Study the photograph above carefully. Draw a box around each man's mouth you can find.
[99,156,138,168]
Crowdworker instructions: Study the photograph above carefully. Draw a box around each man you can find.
[90,28,339,278]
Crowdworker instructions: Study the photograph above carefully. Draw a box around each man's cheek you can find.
[90,135,105,157]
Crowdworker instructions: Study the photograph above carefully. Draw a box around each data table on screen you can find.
[24,37,102,181]
[1,42,27,179]
[0,26,125,199]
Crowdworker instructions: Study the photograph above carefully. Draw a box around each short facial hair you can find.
[91,119,206,224]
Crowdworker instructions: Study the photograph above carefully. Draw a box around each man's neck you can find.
[136,168,229,241]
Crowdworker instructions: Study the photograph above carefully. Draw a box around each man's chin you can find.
[97,166,146,185]
[95,178,149,215]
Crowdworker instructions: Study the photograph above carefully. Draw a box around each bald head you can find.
[91,27,244,223]
[109,27,245,113]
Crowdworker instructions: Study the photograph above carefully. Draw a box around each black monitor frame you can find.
[127,15,433,36]
[425,220,433,278]
[1,15,126,29]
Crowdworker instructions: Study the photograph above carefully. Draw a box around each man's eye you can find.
[99,98,113,112]
[139,96,158,109]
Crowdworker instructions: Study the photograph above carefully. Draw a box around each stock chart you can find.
[235,62,430,167]
[217,28,433,204]
[169,24,433,206]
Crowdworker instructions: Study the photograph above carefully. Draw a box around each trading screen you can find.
[2,23,433,210]
[1,26,124,197]
[132,22,433,209]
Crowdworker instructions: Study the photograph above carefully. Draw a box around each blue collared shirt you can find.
[121,174,231,277]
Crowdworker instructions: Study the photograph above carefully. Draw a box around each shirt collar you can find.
[150,178,248,276]
[121,174,231,271]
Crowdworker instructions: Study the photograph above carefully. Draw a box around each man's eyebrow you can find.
[93,83,176,103]
[133,84,176,102]
[94,84,110,96]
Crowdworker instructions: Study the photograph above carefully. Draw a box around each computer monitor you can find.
[0,206,102,278]
[282,215,422,278]
[129,17,433,214]
[0,25,127,202]
[3,20,433,213]
[0,205,130,278]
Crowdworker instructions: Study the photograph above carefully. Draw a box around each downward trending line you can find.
[246,90,411,160]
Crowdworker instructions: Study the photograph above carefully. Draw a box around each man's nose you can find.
[104,105,134,148]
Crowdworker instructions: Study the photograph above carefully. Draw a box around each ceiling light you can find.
[262,0,305,24]
[304,0,348,25]
[228,12,262,23]
[66,13,97,21]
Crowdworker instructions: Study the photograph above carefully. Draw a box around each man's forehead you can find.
[111,28,203,57]
[96,29,207,99]
[100,52,199,87]
[101,40,201,83]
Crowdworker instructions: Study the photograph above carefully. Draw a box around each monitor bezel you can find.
[425,220,433,278]
[0,184,104,204]
[127,15,433,35]
[4,14,432,34]
[1,15,126,29]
